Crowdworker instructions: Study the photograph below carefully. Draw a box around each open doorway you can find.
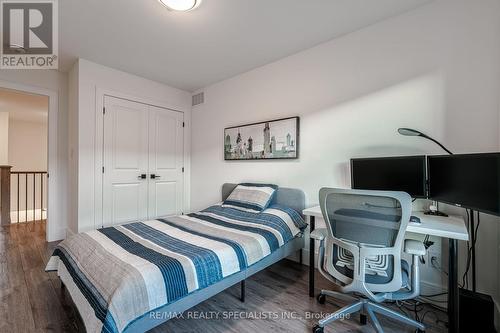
[0,88,49,238]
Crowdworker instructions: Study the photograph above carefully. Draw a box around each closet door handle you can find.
[138,174,147,179]
[150,174,161,179]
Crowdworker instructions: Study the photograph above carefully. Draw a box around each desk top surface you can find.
[302,206,469,241]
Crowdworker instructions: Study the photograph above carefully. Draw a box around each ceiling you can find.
[0,89,48,123]
[59,0,430,91]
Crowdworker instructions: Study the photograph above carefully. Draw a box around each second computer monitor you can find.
[351,155,427,198]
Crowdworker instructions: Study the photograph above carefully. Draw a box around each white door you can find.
[103,96,149,226]
[148,106,184,218]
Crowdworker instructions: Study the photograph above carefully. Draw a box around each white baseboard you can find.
[296,247,314,267]
[48,226,66,242]
[10,209,47,222]
[419,280,447,295]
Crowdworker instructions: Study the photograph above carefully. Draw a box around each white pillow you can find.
[222,183,277,213]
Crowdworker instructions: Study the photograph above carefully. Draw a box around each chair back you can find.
[319,188,411,294]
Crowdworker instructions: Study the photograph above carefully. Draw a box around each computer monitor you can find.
[351,155,427,198]
[427,153,500,216]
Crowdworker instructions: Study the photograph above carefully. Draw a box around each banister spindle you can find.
[0,165,12,225]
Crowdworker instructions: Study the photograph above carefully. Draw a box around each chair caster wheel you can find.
[312,324,324,333]
[360,313,367,325]
[317,294,326,304]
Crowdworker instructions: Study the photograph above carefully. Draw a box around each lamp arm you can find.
[420,134,453,155]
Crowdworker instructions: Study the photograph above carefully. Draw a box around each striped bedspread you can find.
[46,204,306,333]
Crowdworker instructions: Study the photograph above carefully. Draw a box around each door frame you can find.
[94,88,187,229]
[0,80,60,242]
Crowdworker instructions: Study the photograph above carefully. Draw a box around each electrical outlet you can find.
[428,250,442,270]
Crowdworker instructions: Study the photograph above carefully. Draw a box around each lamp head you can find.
[397,127,452,154]
[398,128,424,137]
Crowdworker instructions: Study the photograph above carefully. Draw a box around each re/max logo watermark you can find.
[0,0,58,69]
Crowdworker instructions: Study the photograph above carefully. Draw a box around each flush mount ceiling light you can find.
[158,0,202,11]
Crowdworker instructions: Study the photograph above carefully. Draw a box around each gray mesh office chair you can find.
[311,188,426,333]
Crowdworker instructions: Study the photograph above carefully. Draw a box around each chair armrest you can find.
[404,239,426,256]
[310,228,327,241]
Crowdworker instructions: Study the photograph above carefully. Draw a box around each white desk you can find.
[303,206,469,240]
[303,206,469,333]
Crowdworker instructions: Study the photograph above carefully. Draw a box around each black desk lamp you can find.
[397,128,453,155]
[397,127,452,216]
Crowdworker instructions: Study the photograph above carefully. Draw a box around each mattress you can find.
[46,203,306,333]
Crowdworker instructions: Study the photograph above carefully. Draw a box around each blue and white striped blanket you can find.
[46,204,306,333]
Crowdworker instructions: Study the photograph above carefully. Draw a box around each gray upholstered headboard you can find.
[221,183,306,217]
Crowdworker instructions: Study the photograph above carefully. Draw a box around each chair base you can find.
[313,290,425,333]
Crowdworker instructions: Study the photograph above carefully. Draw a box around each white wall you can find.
[67,62,79,235]
[8,119,48,218]
[8,119,48,171]
[0,70,69,241]
[0,112,8,165]
[191,0,500,308]
[70,59,192,233]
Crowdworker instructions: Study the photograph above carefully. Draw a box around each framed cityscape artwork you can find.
[224,116,299,160]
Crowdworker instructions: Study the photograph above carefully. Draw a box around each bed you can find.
[46,183,306,333]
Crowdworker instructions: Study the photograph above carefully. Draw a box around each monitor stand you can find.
[424,210,449,217]
[424,203,449,217]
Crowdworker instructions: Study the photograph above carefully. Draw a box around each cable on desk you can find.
[461,210,480,289]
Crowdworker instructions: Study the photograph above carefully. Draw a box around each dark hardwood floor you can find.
[0,222,447,333]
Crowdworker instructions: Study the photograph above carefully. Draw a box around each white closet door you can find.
[103,96,149,227]
[148,106,184,218]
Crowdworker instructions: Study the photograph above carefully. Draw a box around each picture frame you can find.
[224,116,300,160]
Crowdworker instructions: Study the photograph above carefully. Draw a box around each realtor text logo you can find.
[1,0,58,69]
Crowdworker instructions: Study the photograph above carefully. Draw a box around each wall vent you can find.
[192,92,204,106]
